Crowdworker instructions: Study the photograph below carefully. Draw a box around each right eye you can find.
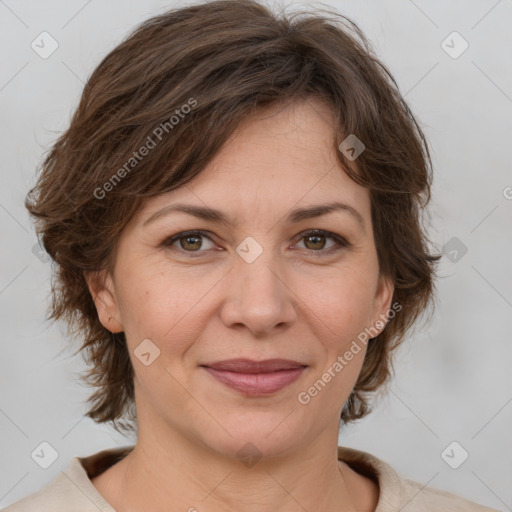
[161,230,217,255]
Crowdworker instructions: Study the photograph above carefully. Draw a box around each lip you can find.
[200,359,307,395]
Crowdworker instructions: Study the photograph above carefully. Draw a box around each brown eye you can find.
[303,233,327,250]
[178,234,203,251]
[162,229,349,258]
[163,230,215,254]
[296,230,349,254]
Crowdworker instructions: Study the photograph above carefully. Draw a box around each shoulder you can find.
[337,445,500,512]
[1,447,133,512]
[399,477,500,511]
[0,468,107,512]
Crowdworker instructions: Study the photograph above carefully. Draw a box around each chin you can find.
[199,413,309,462]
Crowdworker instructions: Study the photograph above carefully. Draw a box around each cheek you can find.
[294,264,377,345]
[113,265,170,336]
[115,259,218,355]
[296,270,374,406]
[115,246,378,357]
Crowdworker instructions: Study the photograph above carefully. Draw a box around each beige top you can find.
[1,445,499,511]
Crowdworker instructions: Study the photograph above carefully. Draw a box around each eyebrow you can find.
[143,201,366,232]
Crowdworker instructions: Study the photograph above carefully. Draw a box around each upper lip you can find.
[201,359,307,373]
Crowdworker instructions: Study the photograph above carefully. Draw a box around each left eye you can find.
[162,229,349,256]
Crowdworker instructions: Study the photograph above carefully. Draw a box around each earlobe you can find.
[83,270,124,333]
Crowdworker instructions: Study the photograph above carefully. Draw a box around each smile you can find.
[200,359,308,395]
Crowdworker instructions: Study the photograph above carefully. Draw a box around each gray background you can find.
[1,0,511,509]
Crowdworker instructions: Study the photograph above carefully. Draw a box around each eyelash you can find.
[161,229,350,258]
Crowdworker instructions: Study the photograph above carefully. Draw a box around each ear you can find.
[369,273,395,336]
[84,270,124,333]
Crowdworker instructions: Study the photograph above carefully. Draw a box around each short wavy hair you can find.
[25,0,441,435]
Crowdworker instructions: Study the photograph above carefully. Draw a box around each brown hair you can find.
[25,0,441,435]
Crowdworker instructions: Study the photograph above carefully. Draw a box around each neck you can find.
[99,430,364,512]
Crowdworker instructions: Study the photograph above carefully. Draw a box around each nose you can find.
[219,244,297,338]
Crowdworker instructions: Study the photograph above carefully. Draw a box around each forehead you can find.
[135,99,371,228]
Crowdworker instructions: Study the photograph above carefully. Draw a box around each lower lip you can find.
[202,367,306,395]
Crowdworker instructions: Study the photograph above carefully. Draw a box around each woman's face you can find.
[88,98,394,460]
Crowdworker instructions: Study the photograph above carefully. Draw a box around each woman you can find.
[3,0,499,511]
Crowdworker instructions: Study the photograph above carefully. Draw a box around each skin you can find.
[86,97,393,512]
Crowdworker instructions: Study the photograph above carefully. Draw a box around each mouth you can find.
[200,359,308,396]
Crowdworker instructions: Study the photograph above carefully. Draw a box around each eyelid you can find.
[295,229,350,252]
[161,229,350,256]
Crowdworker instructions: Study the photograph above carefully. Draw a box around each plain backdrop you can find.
[1,0,511,509]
